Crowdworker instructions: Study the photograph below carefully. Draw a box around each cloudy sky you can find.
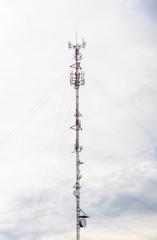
[0,0,157,239]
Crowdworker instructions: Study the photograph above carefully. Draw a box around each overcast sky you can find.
[0,0,157,240]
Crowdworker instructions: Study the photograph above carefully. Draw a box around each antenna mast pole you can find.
[68,39,89,240]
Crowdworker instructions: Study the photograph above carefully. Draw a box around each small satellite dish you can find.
[73,190,80,197]
[79,218,87,228]
[80,146,83,150]
[79,174,82,179]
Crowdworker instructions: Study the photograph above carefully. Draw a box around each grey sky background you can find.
[0,0,157,239]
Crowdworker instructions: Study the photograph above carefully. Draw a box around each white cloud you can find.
[0,0,157,239]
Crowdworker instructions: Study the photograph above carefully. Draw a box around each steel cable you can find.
[83,67,157,146]
[0,68,69,151]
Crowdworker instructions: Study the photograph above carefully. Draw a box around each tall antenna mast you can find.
[68,39,89,240]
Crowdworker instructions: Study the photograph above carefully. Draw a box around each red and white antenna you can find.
[68,39,89,240]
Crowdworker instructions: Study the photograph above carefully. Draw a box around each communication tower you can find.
[68,39,89,240]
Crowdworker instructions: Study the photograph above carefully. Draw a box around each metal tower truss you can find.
[68,39,89,240]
